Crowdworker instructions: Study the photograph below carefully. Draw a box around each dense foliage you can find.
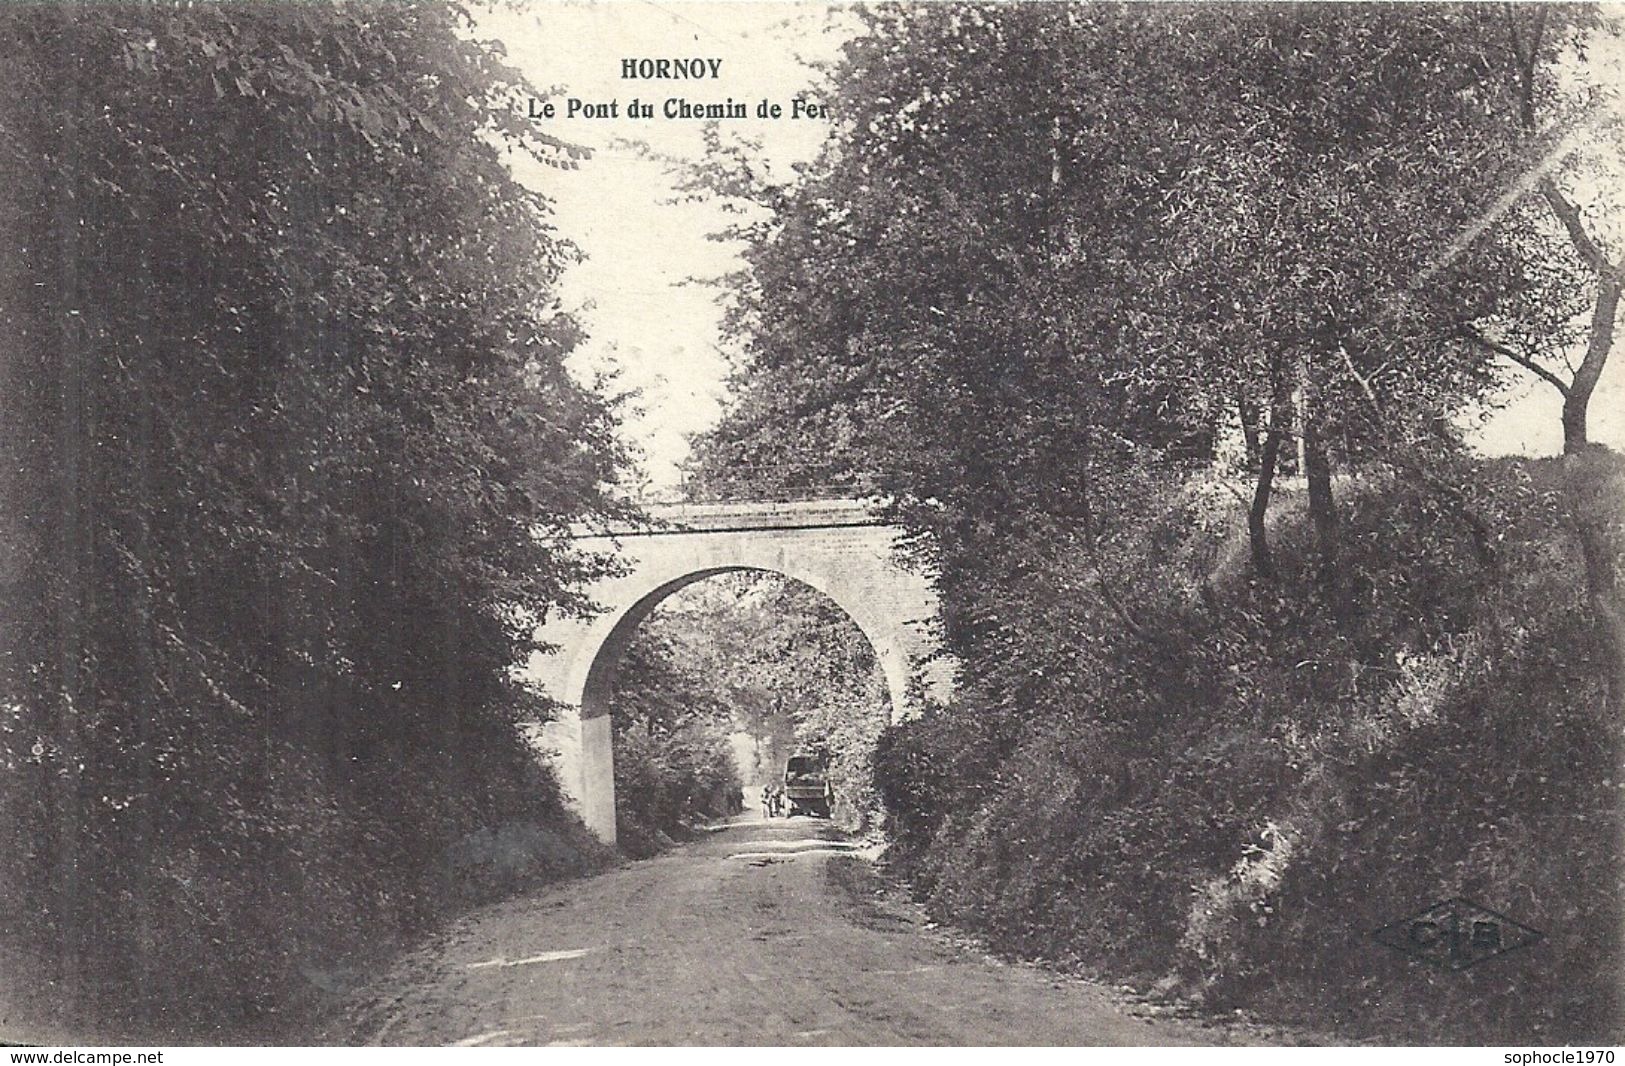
[873,455,1622,1042]
[0,3,626,1039]
[605,625,743,857]
[723,576,892,829]
[606,574,890,840]
[689,3,1624,1043]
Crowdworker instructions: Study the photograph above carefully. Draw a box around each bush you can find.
[874,454,1624,1043]
[613,721,744,858]
[605,621,745,858]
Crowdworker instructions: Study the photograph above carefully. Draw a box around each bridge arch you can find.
[579,566,915,730]
[526,499,949,845]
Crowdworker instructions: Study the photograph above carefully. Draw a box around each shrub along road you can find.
[330,813,1237,1046]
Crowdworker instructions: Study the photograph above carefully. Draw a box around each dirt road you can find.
[335,813,1233,1046]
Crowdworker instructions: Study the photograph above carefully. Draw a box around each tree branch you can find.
[1335,340,1499,569]
[1458,324,1571,395]
[1502,5,1548,131]
[1539,176,1615,277]
[1088,568,1184,653]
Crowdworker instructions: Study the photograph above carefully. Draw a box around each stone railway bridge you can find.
[525,498,950,845]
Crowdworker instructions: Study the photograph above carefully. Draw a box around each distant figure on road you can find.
[761,784,774,819]
[782,754,833,819]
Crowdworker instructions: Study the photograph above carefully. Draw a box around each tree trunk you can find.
[1562,270,1620,455]
[1302,412,1339,581]
[1552,261,1623,713]
[1238,393,1261,471]
[1248,403,1285,579]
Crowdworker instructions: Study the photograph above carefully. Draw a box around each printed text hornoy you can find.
[621,57,722,79]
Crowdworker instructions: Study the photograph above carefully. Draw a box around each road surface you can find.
[333,812,1235,1046]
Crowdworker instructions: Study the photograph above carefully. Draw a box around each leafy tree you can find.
[689,3,1546,635]
[1453,7,1624,699]
[1147,5,1533,586]
[689,6,1624,1040]
[1461,6,1621,457]
[605,626,742,855]
[0,1,625,1032]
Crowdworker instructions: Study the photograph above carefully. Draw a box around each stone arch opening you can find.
[580,565,908,728]
[576,565,906,847]
[528,499,950,845]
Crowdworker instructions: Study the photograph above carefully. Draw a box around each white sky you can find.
[478,1,1624,489]
[478,1,847,489]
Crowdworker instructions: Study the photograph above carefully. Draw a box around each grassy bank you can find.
[0,721,613,1045]
[876,452,1624,1044]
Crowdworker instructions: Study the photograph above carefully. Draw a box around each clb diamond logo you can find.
[1372,897,1544,971]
